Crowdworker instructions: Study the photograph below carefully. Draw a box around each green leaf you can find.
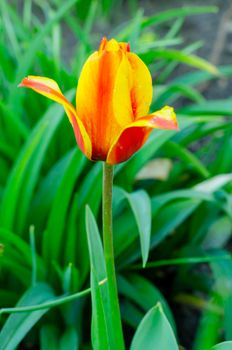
[30,150,74,232]
[193,293,222,350]
[102,0,114,14]
[151,199,199,249]
[141,6,218,28]
[0,1,21,60]
[165,141,210,178]
[115,184,222,268]
[90,270,109,350]
[67,0,96,73]
[85,204,125,349]
[0,286,94,315]
[210,132,232,174]
[0,290,18,308]
[203,216,232,249]
[212,342,232,350]
[140,49,219,75]
[59,327,79,350]
[0,228,45,286]
[173,65,232,85]
[179,99,232,116]
[8,0,77,109]
[128,9,143,51]
[150,40,204,83]
[194,174,232,193]
[42,148,86,270]
[210,256,232,340]
[143,255,230,269]
[75,162,103,282]
[85,206,111,350]
[155,83,205,108]
[40,324,59,350]
[0,99,29,141]
[0,283,55,350]
[120,300,144,329]
[0,90,75,233]
[130,304,179,350]
[116,6,217,41]
[118,274,176,333]
[114,187,151,267]
[77,162,102,214]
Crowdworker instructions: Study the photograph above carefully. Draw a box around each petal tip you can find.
[151,106,179,131]
[99,36,108,51]
[18,77,30,88]
[150,116,179,130]
[119,42,131,53]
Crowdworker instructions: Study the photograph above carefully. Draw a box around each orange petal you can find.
[19,76,92,159]
[98,37,107,52]
[76,50,123,160]
[106,106,178,164]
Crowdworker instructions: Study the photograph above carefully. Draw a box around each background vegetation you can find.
[1,1,232,349]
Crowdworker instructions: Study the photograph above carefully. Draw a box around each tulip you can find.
[19,37,178,164]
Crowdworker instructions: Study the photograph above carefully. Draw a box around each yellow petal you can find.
[112,53,134,127]
[127,52,153,119]
[99,37,120,52]
[112,51,153,126]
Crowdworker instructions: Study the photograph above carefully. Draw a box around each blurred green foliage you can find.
[0,1,232,349]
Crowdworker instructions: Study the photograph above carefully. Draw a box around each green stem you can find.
[102,163,125,349]
[0,279,107,315]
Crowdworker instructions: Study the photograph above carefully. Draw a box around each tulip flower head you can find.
[19,37,178,164]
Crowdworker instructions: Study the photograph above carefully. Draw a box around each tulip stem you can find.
[102,162,125,349]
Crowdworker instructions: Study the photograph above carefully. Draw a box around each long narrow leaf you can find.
[114,187,151,267]
[85,206,112,349]
[0,283,55,350]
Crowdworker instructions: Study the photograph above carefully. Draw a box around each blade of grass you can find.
[180,99,232,116]
[113,187,151,267]
[0,93,73,233]
[165,141,210,178]
[130,255,231,270]
[86,206,121,350]
[0,280,106,315]
[8,0,77,110]
[140,49,219,75]
[141,6,218,29]
[0,283,55,350]
[116,6,217,40]
[42,148,86,272]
